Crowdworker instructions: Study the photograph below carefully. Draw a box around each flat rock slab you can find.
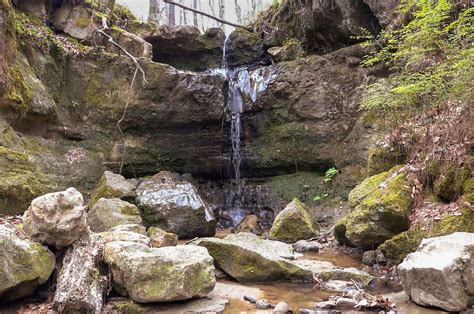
[195,232,374,285]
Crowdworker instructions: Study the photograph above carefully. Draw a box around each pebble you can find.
[335,297,357,309]
[256,299,272,309]
[315,300,336,309]
[293,240,323,252]
[273,301,291,313]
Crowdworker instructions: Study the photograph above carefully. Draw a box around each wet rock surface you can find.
[136,171,216,238]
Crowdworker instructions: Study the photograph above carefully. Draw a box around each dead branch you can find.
[96,18,148,174]
[163,0,253,32]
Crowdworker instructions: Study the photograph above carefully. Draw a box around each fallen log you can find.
[53,234,109,314]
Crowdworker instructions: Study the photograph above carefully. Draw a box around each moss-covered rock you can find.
[379,207,474,265]
[334,166,413,249]
[0,146,46,215]
[267,38,305,62]
[147,227,178,248]
[269,198,320,243]
[366,144,405,177]
[433,164,471,202]
[87,198,142,232]
[104,242,216,303]
[195,232,376,285]
[89,171,136,207]
[463,178,474,204]
[0,225,55,301]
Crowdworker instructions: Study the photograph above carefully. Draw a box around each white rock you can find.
[23,187,88,249]
[335,297,357,309]
[274,301,291,313]
[398,232,474,312]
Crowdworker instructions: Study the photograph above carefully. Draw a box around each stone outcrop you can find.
[136,171,216,238]
[398,232,474,312]
[145,25,225,71]
[23,188,89,249]
[0,225,55,301]
[87,198,142,232]
[269,198,319,243]
[226,28,268,67]
[195,232,374,285]
[104,241,216,303]
[254,0,380,53]
[334,166,413,249]
[0,1,377,217]
[362,0,400,27]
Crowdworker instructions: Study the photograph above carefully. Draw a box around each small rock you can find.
[315,300,336,309]
[232,214,263,235]
[109,224,146,234]
[293,240,322,252]
[362,250,377,265]
[23,187,88,249]
[98,228,150,246]
[147,227,178,248]
[256,299,272,309]
[335,297,357,309]
[375,250,387,264]
[274,301,291,313]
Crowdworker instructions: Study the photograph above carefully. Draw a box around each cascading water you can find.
[221,37,276,227]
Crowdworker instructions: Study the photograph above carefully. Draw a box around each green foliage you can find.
[360,1,474,114]
[324,167,338,182]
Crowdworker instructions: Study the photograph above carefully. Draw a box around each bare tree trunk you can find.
[168,2,176,26]
[148,0,160,24]
[193,0,198,26]
[235,0,242,25]
[179,0,184,24]
[218,0,225,28]
[53,234,108,314]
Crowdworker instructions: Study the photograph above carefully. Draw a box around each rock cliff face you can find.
[0,0,387,215]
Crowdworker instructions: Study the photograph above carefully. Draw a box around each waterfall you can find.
[221,37,276,227]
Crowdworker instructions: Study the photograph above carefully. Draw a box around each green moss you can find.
[366,145,406,177]
[380,207,474,265]
[433,164,471,201]
[0,146,46,215]
[463,177,474,203]
[113,301,146,313]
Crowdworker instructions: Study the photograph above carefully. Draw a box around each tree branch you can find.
[163,0,253,32]
[96,18,148,175]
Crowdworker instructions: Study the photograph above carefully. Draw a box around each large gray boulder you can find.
[0,225,55,301]
[398,232,474,312]
[269,198,319,243]
[104,241,216,302]
[87,198,142,232]
[195,232,374,285]
[23,188,88,249]
[136,171,216,238]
